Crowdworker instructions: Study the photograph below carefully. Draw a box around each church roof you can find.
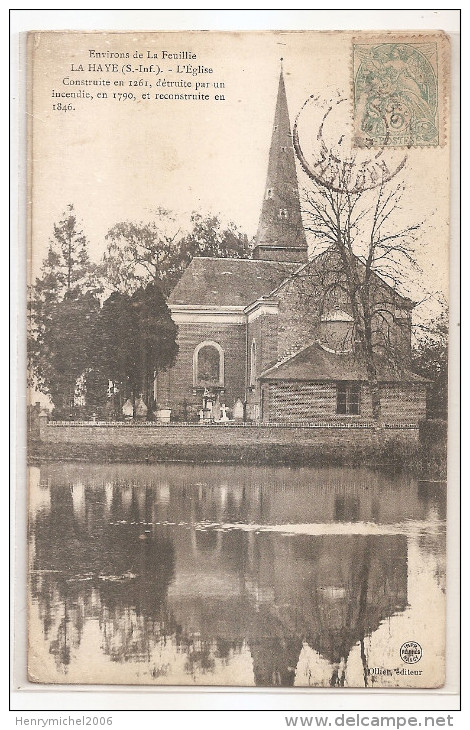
[168,256,299,307]
[260,343,428,383]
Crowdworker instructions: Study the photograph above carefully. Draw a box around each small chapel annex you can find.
[155,69,427,425]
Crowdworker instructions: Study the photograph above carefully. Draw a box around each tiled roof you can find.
[260,343,428,383]
[168,257,299,307]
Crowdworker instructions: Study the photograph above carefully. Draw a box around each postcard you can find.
[27,30,449,688]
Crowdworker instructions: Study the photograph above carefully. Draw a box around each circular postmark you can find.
[292,91,407,195]
[400,641,423,664]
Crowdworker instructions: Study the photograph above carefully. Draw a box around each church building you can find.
[155,70,427,425]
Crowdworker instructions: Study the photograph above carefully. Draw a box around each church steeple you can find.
[253,64,308,263]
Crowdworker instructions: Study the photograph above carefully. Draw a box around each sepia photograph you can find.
[25,28,451,690]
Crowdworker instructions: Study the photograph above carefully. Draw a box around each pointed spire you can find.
[253,65,308,262]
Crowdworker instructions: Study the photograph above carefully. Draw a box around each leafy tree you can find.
[101,209,251,296]
[87,291,139,415]
[92,284,178,413]
[101,208,184,296]
[179,212,251,263]
[42,291,101,418]
[50,204,99,293]
[131,283,179,406]
[81,369,110,418]
[91,291,137,395]
[412,310,448,420]
[29,206,180,417]
[28,205,101,414]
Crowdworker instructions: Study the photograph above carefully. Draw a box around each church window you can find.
[279,208,289,219]
[250,340,257,386]
[321,285,350,315]
[266,188,273,199]
[336,383,361,415]
[193,341,224,387]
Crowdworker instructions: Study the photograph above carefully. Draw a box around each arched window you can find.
[250,340,257,386]
[320,286,354,353]
[193,341,224,387]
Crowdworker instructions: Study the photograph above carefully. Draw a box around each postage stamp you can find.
[352,35,448,148]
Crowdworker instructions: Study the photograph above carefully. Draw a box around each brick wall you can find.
[157,321,246,419]
[267,382,338,421]
[246,313,279,418]
[248,313,279,375]
[276,277,319,360]
[39,418,419,449]
[274,252,413,366]
[380,384,427,422]
[264,382,426,424]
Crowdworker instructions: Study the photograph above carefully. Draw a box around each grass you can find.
[28,433,446,477]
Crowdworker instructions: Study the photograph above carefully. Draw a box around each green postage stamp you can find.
[353,35,448,148]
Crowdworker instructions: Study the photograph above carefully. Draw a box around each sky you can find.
[28,30,450,308]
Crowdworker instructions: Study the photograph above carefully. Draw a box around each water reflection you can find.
[28,464,445,687]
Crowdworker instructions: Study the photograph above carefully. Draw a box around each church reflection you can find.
[29,463,445,686]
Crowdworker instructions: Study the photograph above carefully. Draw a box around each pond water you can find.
[28,462,446,687]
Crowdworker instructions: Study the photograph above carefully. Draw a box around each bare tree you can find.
[293,97,424,420]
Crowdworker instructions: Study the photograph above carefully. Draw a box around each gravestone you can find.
[233,399,244,422]
[135,396,148,421]
[122,398,134,420]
